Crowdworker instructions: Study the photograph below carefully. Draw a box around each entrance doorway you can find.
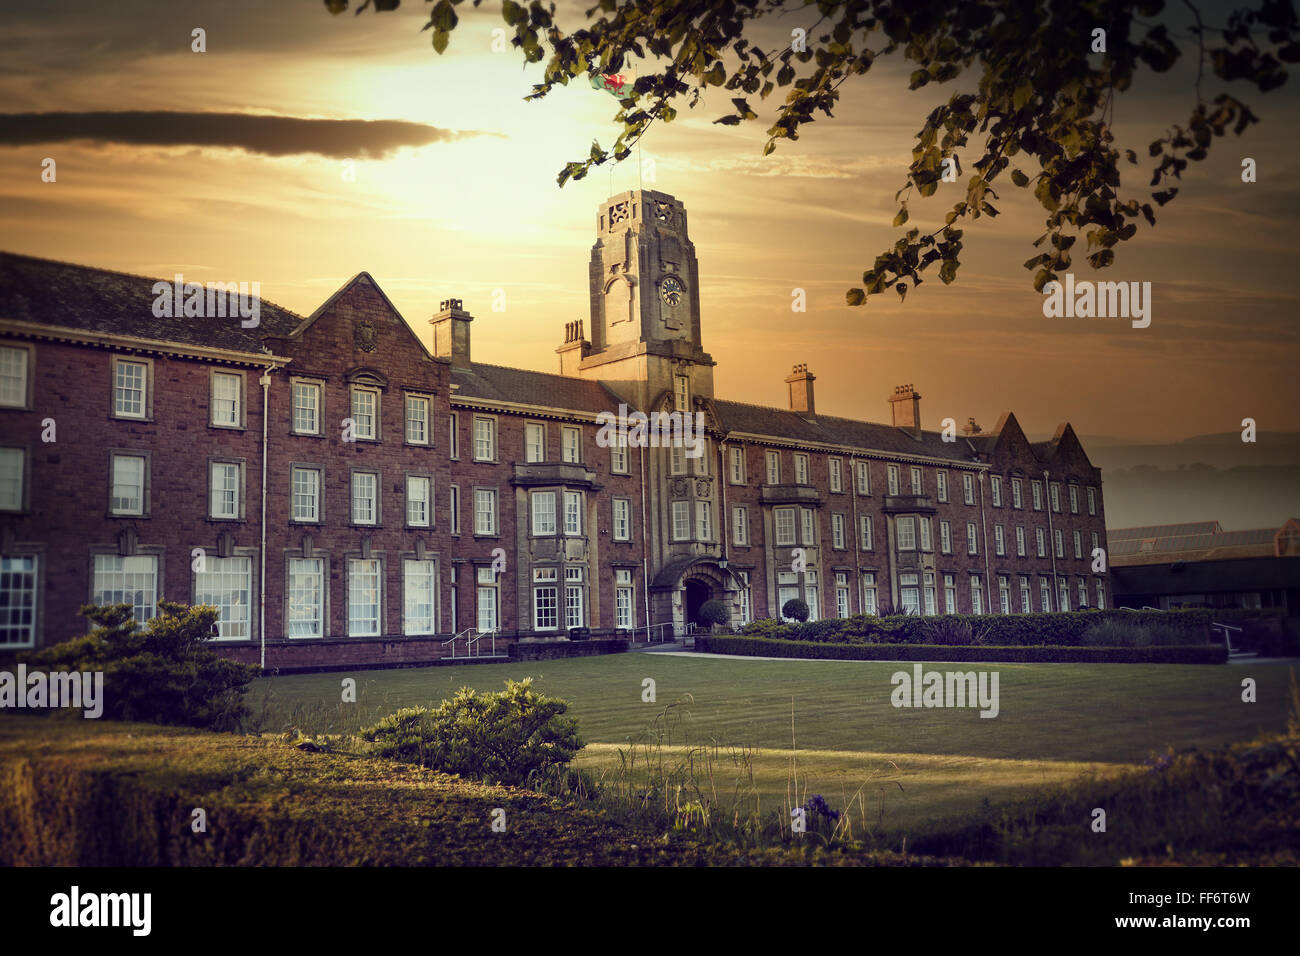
[684,579,711,626]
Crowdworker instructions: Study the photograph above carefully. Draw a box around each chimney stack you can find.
[889,384,922,436]
[784,363,815,415]
[431,298,473,369]
[962,417,983,436]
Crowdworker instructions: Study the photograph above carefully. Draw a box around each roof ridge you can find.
[0,248,304,321]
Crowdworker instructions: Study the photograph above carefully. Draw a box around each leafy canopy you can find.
[329,0,1297,304]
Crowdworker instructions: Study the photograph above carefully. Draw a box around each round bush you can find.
[782,598,810,622]
[698,599,730,628]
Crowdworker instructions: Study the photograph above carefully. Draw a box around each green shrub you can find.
[740,607,1220,647]
[697,634,1228,664]
[360,678,584,787]
[17,602,258,731]
[781,599,810,622]
[698,600,730,629]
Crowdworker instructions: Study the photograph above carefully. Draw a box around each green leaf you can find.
[846,288,866,306]
[432,28,450,54]
[1010,169,1029,187]
[892,207,909,227]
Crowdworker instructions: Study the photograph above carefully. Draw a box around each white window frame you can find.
[732,505,749,546]
[194,555,253,641]
[287,557,324,638]
[525,422,546,463]
[473,415,497,462]
[348,558,383,637]
[407,475,432,528]
[561,425,581,464]
[109,452,147,516]
[350,385,380,441]
[563,490,583,536]
[351,471,379,526]
[403,558,438,636]
[695,500,712,542]
[0,346,29,409]
[532,490,557,536]
[92,554,157,623]
[0,554,38,648]
[210,370,242,429]
[765,451,780,485]
[474,487,498,536]
[208,460,243,521]
[112,357,150,420]
[609,497,631,541]
[405,394,431,446]
[774,507,796,547]
[290,466,322,523]
[292,379,322,436]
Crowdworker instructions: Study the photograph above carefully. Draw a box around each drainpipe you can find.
[718,435,730,567]
[640,440,650,632]
[978,470,991,611]
[1044,468,1058,609]
[850,456,860,611]
[258,364,275,672]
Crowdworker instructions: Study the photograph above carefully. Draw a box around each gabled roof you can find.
[451,363,629,415]
[0,250,302,351]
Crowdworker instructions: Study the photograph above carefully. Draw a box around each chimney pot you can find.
[784,363,816,416]
[431,298,473,368]
[888,383,922,436]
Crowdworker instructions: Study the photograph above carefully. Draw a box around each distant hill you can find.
[1081,432,1300,473]
[1099,465,1299,532]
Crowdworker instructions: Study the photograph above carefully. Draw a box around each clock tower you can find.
[559,189,715,411]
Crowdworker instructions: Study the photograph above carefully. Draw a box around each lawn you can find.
[249,653,1296,837]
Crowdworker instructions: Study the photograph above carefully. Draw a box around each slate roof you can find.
[0,250,302,352]
[1109,523,1286,565]
[451,362,628,415]
[710,399,985,464]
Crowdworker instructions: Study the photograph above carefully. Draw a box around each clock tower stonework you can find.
[559,189,715,411]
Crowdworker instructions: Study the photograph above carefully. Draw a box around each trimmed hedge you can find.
[698,634,1230,664]
[738,607,1249,647]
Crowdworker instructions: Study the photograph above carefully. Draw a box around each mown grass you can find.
[248,653,1295,837]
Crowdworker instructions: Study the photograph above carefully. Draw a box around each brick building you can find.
[0,190,1110,669]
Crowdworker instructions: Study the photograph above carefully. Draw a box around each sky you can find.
[1,0,1297,446]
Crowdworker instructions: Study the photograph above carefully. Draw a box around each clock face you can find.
[660,277,683,306]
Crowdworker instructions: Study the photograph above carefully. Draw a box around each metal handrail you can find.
[1210,621,1245,655]
[442,626,478,659]
[626,622,674,646]
[466,628,498,658]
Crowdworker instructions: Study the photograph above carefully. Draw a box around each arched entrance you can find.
[684,579,711,626]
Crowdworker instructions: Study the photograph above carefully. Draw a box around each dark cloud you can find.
[0,111,496,158]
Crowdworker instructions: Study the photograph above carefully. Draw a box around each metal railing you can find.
[1210,621,1245,655]
[626,622,675,647]
[441,627,501,659]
